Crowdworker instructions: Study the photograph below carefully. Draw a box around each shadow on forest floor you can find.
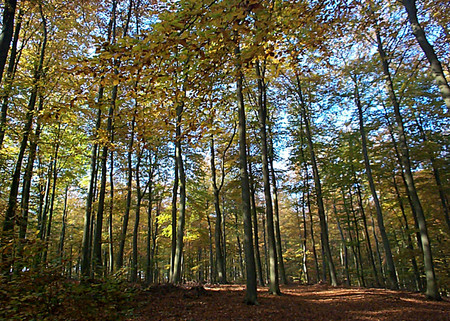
[128,283,450,321]
[2,275,449,321]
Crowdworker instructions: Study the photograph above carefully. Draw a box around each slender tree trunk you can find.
[348,188,366,287]
[335,205,350,286]
[15,109,42,274]
[0,0,17,85]
[206,214,214,283]
[42,138,60,264]
[354,177,380,287]
[299,127,320,283]
[145,151,154,284]
[342,189,362,286]
[0,8,22,148]
[151,199,161,283]
[307,184,320,283]
[413,115,449,232]
[116,114,135,271]
[92,94,114,274]
[131,151,144,283]
[248,155,265,286]
[371,216,386,286]
[58,186,69,261]
[210,137,226,283]
[222,195,227,276]
[354,80,397,289]
[384,111,423,254]
[402,0,450,109]
[39,158,52,242]
[256,61,280,294]
[81,105,101,277]
[376,28,441,300]
[18,98,43,240]
[236,40,257,304]
[392,173,422,291]
[268,123,287,285]
[262,217,269,282]
[108,145,114,274]
[2,9,46,268]
[170,153,178,281]
[295,75,337,286]
[172,101,187,284]
[300,196,309,284]
[234,212,245,279]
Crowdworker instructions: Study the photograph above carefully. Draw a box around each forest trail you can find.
[128,284,450,321]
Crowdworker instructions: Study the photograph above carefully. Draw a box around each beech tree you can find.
[0,0,447,303]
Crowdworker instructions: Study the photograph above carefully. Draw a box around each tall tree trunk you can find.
[348,188,366,287]
[39,158,52,242]
[299,127,320,283]
[402,0,450,109]
[236,40,257,304]
[145,151,154,284]
[335,204,350,286]
[81,104,101,277]
[0,8,22,148]
[354,79,397,289]
[392,173,422,291]
[256,61,280,294]
[376,28,441,300]
[248,155,265,286]
[92,0,120,273]
[206,213,214,283]
[116,114,135,271]
[170,152,178,281]
[353,178,380,287]
[342,189,362,286]
[384,111,423,254]
[2,8,46,268]
[234,212,245,279]
[412,114,449,232]
[42,136,60,264]
[295,75,338,286]
[371,216,386,286]
[0,0,17,84]
[92,93,114,274]
[222,195,227,276]
[307,182,320,283]
[300,196,309,284]
[131,149,144,283]
[262,217,269,282]
[18,97,43,241]
[268,123,287,285]
[108,144,114,274]
[58,185,69,261]
[172,101,187,284]
[14,102,42,275]
[151,198,161,283]
[210,137,226,283]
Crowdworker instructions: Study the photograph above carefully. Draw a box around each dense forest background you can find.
[0,0,448,308]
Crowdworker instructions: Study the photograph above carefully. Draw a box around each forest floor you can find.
[128,283,450,321]
[2,274,450,320]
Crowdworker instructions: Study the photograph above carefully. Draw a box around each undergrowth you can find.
[0,270,137,320]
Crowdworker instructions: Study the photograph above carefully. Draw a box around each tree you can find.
[256,60,280,294]
[353,75,398,289]
[0,0,17,84]
[2,3,47,271]
[294,75,338,287]
[236,34,258,304]
[401,0,450,109]
[375,22,441,300]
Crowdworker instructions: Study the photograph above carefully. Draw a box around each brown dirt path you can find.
[128,284,450,321]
